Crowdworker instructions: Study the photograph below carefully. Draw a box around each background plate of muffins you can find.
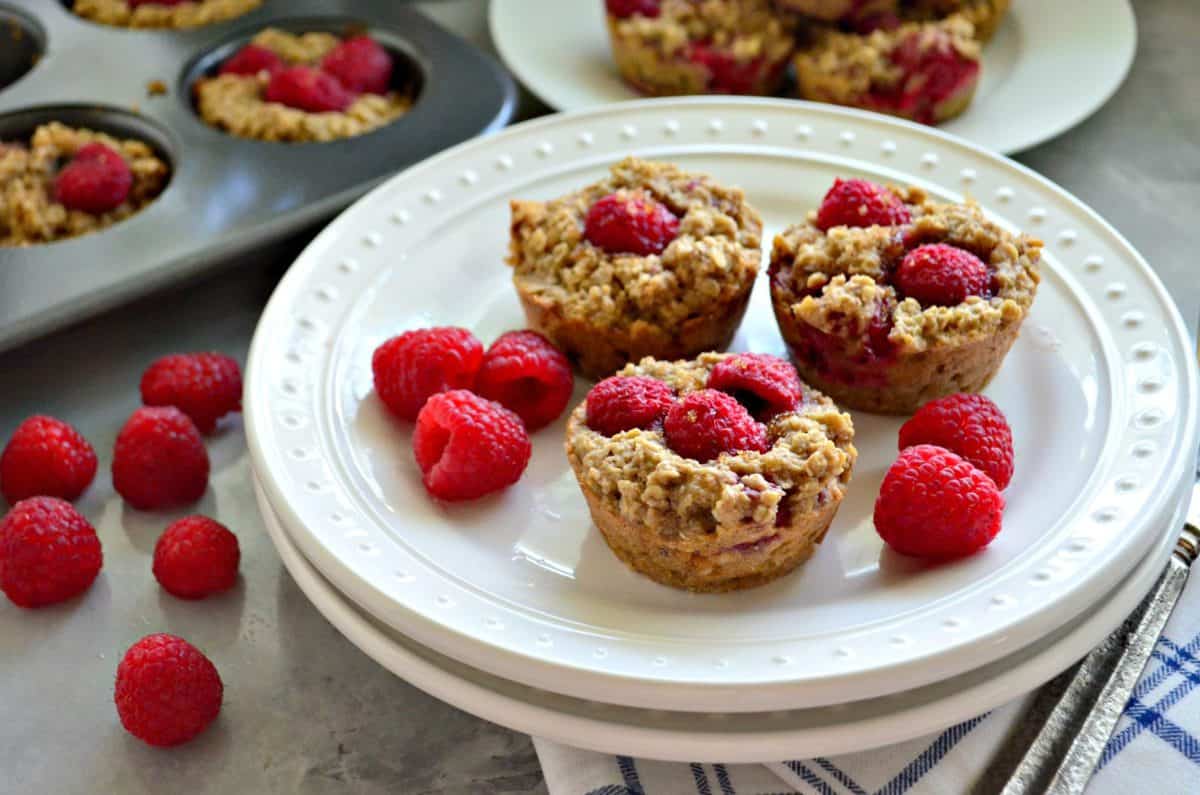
[244,98,1197,714]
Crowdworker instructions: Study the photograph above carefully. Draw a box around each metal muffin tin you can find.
[0,0,516,351]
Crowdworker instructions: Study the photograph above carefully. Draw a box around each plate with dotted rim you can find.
[488,0,1136,156]
[244,97,1198,713]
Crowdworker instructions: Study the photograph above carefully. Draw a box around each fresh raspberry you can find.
[219,44,284,77]
[0,497,102,608]
[115,634,223,747]
[874,444,1004,559]
[895,243,990,307]
[663,389,770,462]
[112,407,209,511]
[153,516,240,600]
[413,390,531,501]
[320,35,393,95]
[605,0,661,17]
[707,353,803,421]
[899,393,1014,489]
[585,376,676,436]
[474,331,574,431]
[684,43,775,95]
[54,143,132,214]
[815,178,911,231]
[264,66,354,113]
[0,415,97,504]
[372,327,484,422]
[584,191,680,256]
[140,352,242,435]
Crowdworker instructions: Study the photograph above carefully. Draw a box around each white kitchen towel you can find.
[534,567,1200,794]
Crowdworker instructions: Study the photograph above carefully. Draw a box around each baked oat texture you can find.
[905,0,1011,42]
[1,123,170,247]
[565,353,856,592]
[769,186,1041,414]
[72,0,261,29]
[193,29,411,143]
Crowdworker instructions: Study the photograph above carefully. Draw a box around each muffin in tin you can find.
[193,28,413,143]
[566,352,856,592]
[71,0,262,29]
[604,0,797,96]
[507,157,763,380]
[769,179,1041,415]
[1,122,170,247]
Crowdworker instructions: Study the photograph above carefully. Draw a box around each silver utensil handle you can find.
[1002,527,1200,795]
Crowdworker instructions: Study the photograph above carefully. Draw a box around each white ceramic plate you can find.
[488,0,1136,155]
[244,98,1198,713]
[257,474,1188,761]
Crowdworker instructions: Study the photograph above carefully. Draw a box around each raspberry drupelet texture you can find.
[874,444,1003,558]
[372,327,484,422]
[112,407,210,510]
[0,497,102,607]
[321,35,393,95]
[585,376,676,436]
[54,142,133,214]
[815,178,912,231]
[899,393,1014,488]
[0,415,98,504]
[707,352,803,421]
[413,390,532,501]
[219,43,284,76]
[153,516,241,600]
[264,66,354,113]
[895,243,990,307]
[663,389,769,463]
[140,352,243,434]
[115,634,223,747]
[474,331,574,431]
[584,191,681,256]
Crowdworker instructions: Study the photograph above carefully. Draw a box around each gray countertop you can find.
[1,1,1196,793]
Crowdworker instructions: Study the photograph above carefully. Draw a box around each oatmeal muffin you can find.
[507,158,763,380]
[794,15,981,125]
[193,29,412,143]
[566,352,856,592]
[769,179,1041,415]
[71,0,261,29]
[604,0,796,96]
[904,0,1010,41]
[1,123,170,247]
[774,0,898,24]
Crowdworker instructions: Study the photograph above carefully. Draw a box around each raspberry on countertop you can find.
[112,407,210,510]
[0,496,103,608]
[0,415,98,504]
[153,515,241,600]
[115,634,223,747]
[140,352,243,434]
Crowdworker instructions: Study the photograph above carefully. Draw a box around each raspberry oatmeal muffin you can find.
[794,15,981,125]
[566,352,856,592]
[774,0,898,25]
[508,157,763,380]
[905,0,1010,42]
[71,0,261,29]
[1,122,170,247]
[194,29,413,143]
[769,179,1041,414]
[604,0,796,96]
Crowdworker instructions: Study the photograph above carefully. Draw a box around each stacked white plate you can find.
[245,99,1198,762]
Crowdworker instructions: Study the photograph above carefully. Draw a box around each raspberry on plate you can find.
[474,331,574,431]
[584,191,680,256]
[663,389,769,462]
[0,497,102,608]
[115,634,223,747]
[264,66,354,113]
[153,516,240,600]
[413,390,531,501]
[0,415,97,504]
[372,327,484,422]
[54,142,132,214]
[585,375,676,436]
[874,444,1003,559]
[112,407,210,511]
[321,35,393,95]
[140,352,242,435]
[896,243,990,307]
[707,352,803,421]
[219,44,284,77]
[899,392,1014,489]
[815,178,912,231]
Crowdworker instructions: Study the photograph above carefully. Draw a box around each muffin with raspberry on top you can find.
[769,178,1041,415]
[566,352,855,592]
[71,0,260,29]
[508,157,763,379]
[604,0,797,96]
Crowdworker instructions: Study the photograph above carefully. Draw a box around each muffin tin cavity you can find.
[0,5,44,93]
